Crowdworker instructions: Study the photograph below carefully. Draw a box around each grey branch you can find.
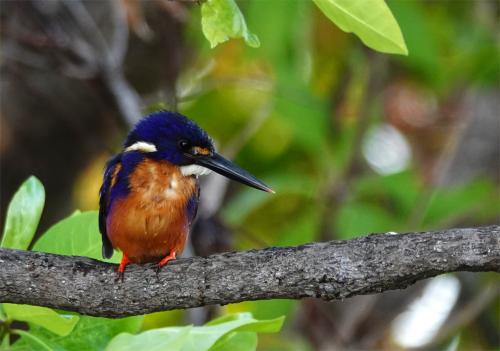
[0,226,498,318]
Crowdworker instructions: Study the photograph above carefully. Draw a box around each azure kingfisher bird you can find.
[99,111,273,278]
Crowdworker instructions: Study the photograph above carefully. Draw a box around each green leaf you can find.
[106,326,192,351]
[12,315,143,351]
[201,0,260,48]
[210,332,257,351]
[3,304,79,336]
[186,312,283,350]
[33,211,119,263]
[1,176,45,250]
[195,312,284,351]
[105,313,284,351]
[234,299,296,323]
[312,0,408,55]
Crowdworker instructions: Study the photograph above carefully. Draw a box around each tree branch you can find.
[0,226,498,318]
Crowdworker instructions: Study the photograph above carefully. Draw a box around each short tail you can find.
[102,236,114,259]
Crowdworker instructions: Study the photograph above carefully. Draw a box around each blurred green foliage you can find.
[182,1,498,348]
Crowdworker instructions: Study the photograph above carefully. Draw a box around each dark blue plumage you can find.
[99,154,122,258]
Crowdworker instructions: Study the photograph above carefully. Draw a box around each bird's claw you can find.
[115,271,124,283]
[154,264,163,282]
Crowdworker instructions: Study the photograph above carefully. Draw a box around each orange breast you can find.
[107,159,196,263]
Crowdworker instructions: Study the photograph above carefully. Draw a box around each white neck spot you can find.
[124,141,157,153]
[180,165,212,177]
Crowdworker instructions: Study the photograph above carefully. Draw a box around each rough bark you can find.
[0,226,498,318]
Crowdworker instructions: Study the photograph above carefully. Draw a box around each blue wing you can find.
[99,154,122,259]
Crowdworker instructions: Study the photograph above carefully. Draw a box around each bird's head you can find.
[124,111,274,193]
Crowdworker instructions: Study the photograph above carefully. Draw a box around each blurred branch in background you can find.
[0,0,185,232]
[2,0,140,125]
[0,225,498,318]
[319,49,388,241]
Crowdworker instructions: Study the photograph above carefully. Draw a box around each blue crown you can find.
[126,111,213,153]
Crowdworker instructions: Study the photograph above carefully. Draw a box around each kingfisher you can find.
[99,111,273,278]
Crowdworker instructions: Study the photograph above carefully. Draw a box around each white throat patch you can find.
[180,165,212,177]
[124,141,157,153]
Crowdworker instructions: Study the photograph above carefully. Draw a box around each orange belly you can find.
[107,159,196,263]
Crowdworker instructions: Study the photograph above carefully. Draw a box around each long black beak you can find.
[195,153,274,193]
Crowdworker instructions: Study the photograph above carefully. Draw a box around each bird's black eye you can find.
[178,139,191,151]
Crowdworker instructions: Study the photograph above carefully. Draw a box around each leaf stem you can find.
[11,329,53,351]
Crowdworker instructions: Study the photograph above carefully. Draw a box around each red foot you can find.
[158,250,176,267]
[119,254,131,272]
[116,254,131,282]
